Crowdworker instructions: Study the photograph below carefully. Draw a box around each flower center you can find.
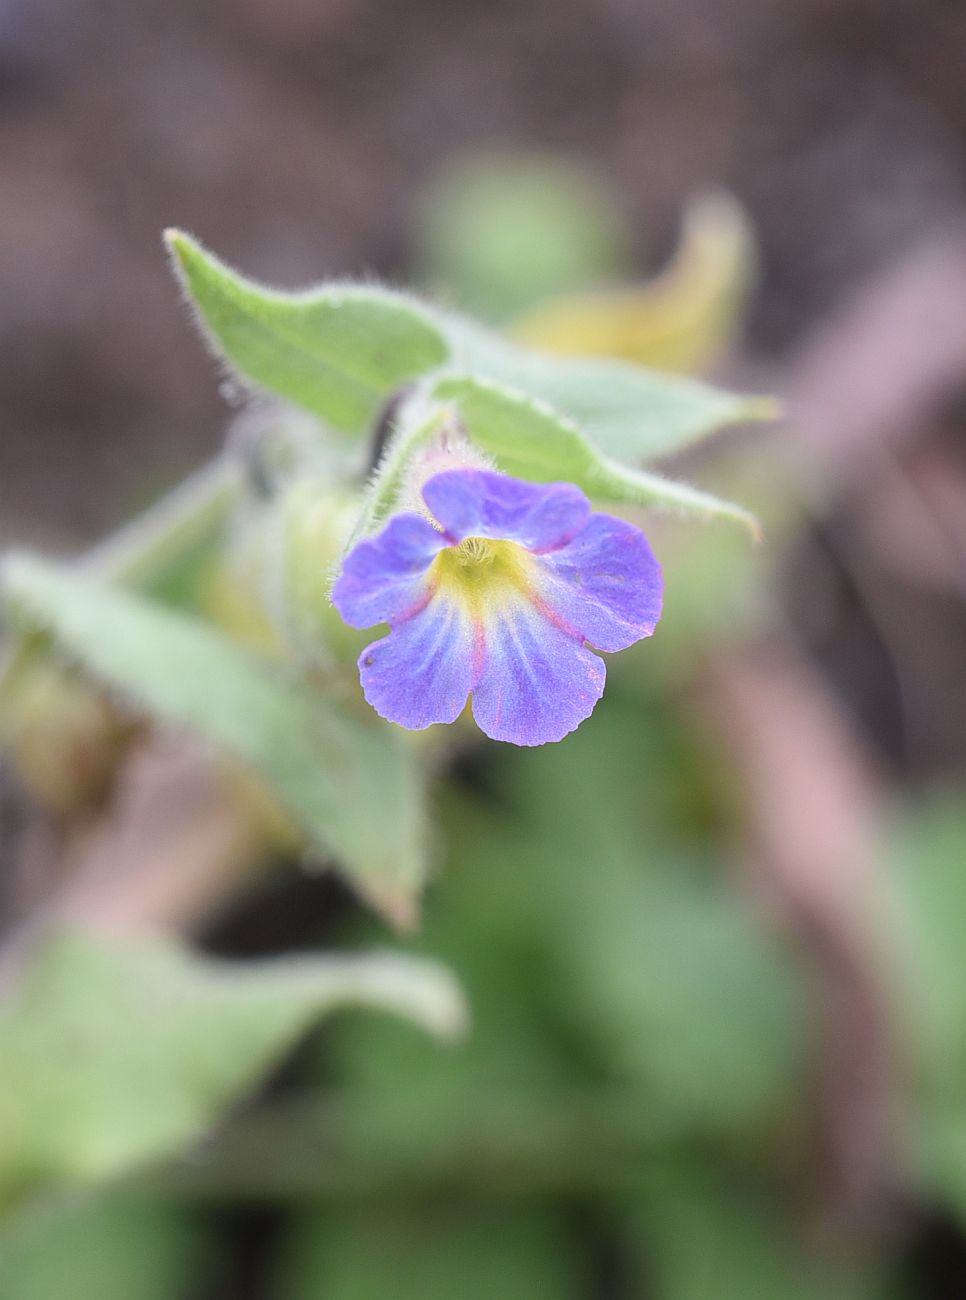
[432,536,533,610]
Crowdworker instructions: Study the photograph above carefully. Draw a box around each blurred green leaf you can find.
[489,700,804,1132]
[276,1206,576,1300]
[885,798,966,1226]
[434,375,761,533]
[888,798,966,1077]
[165,231,448,434]
[412,151,630,320]
[334,692,804,1142]
[511,191,756,375]
[1,554,428,919]
[629,1161,894,1300]
[0,1194,208,1300]
[0,931,465,1205]
[79,455,244,602]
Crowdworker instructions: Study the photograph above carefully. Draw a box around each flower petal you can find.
[358,595,475,730]
[332,513,446,629]
[423,469,590,552]
[535,512,663,652]
[471,593,605,745]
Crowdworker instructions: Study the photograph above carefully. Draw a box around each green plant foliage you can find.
[0,1194,209,1300]
[78,455,244,602]
[165,234,770,537]
[433,375,761,533]
[628,1161,893,1300]
[165,231,449,435]
[331,691,804,1146]
[0,931,465,1207]
[887,797,966,1226]
[276,1207,577,1300]
[1,555,428,917]
[509,190,757,375]
[889,799,966,1076]
[351,373,762,558]
[237,689,816,1295]
[440,315,776,464]
[411,151,630,320]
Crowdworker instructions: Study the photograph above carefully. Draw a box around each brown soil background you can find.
[2,0,964,541]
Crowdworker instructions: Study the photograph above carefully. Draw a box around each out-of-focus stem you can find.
[78,454,243,590]
[137,1087,690,1204]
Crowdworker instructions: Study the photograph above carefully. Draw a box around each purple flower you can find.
[332,469,663,746]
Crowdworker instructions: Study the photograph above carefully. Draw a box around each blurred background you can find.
[3,0,965,543]
[4,0,966,1296]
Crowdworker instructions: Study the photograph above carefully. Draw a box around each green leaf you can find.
[163,234,769,532]
[630,1161,891,1300]
[412,151,630,321]
[165,230,449,434]
[166,232,772,475]
[434,375,760,534]
[884,798,966,1227]
[888,799,966,1080]
[1,554,428,922]
[442,313,776,464]
[0,1194,208,1300]
[277,1207,575,1300]
[333,697,803,1145]
[0,931,466,1205]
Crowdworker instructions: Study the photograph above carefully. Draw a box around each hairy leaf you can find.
[442,314,775,464]
[434,376,760,534]
[166,235,772,468]
[165,231,448,434]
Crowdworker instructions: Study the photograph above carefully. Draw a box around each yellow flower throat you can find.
[431,537,533,613]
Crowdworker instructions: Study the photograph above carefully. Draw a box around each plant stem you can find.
[79,454,243,591]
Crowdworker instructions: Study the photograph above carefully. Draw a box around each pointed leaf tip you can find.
[0,932,468,1199]
[163,234,448,434]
